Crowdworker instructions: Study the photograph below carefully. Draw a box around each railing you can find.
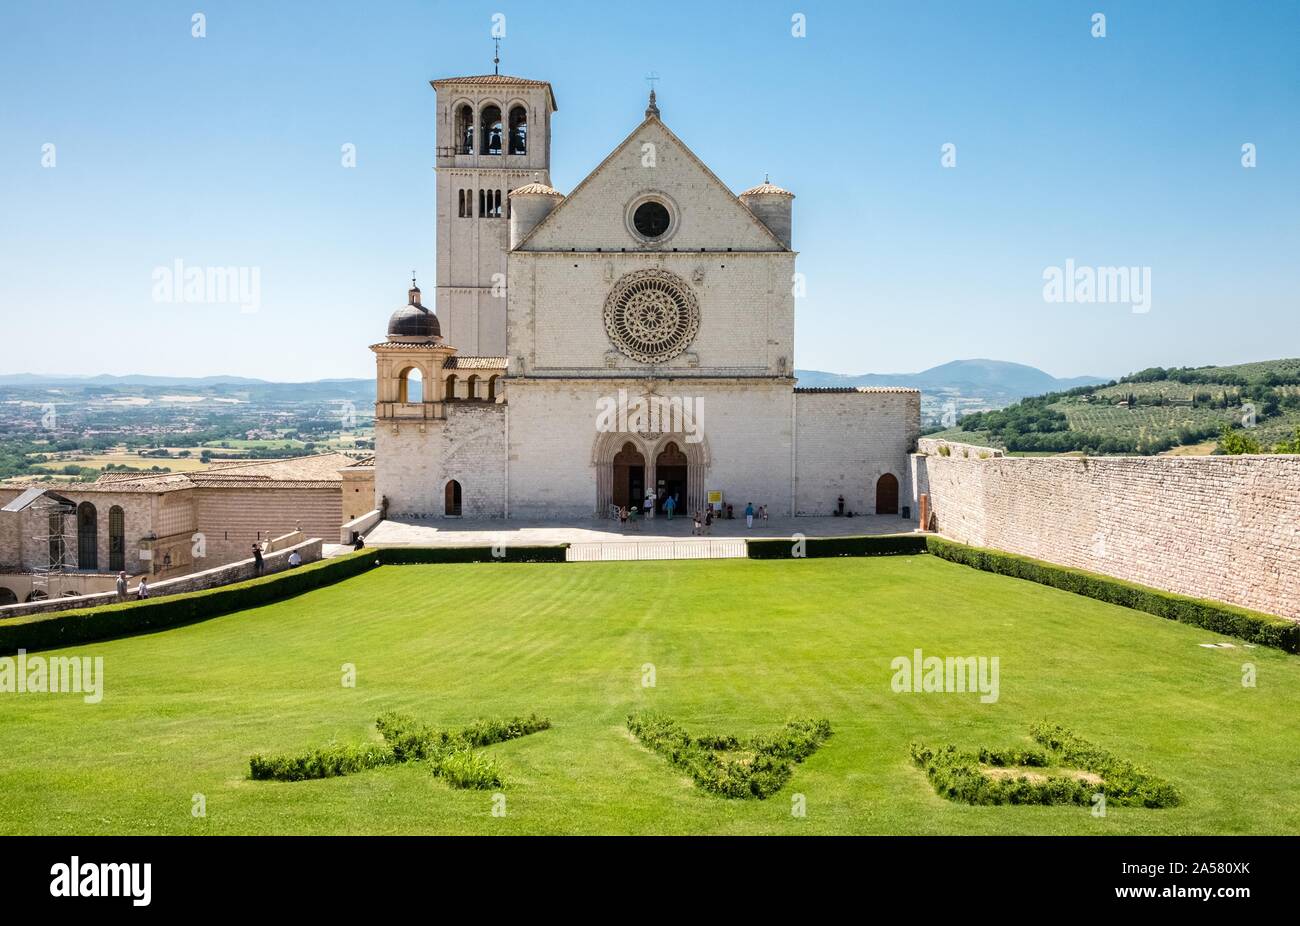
[566,539,746,562]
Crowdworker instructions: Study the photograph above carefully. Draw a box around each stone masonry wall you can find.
[193,487,341,565]
[794,391,921,516]
[914,452,1300,620]
[373,404,507,519]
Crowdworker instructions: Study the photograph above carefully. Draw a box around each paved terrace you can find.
[362,513,919,549]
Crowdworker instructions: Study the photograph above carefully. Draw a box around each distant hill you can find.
[0,373,272,386]
[794,359,1106,396]
[5,362,1100,399]
[927,358,1300,456]
[0,374,374,402]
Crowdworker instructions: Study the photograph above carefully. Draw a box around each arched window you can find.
[456,104,474,154]
[494,189,503,217]
[875,473,900,515]
[458,189,466,217]
[445,373,458,400]
[398,366,423,403]
[508,105,528,155]
[76,501,98,571]
[444,480,463,516]
[479,189,486,218]
[480,105,503,154]
[109,505,125,572]
[486,375,499,401]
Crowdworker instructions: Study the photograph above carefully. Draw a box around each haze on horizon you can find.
[1,1,1296,381]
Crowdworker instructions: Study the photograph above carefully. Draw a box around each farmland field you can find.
[1,557,1296,835]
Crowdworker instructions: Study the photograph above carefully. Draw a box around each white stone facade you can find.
[372,75,918,520]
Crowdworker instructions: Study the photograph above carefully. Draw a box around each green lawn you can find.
[1,556,1297,835]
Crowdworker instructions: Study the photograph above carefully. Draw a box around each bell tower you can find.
[430,66,557,357]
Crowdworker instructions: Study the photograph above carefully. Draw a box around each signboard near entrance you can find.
[707,490,723,512]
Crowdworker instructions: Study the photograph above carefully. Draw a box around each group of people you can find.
[614,490,685,529]
[252,538,305,575]
[115,570,148,601]
[612,497,772,533]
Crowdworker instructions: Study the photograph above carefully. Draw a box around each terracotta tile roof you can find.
[794,386,921,394]
[189,453,358,482]
[186,475,341,489]
[444,356,509,370]
[1,478,191,494]
[739,180,794,197]
[509,181,563,197]
[369,340,444,350]
[429,74,557,110]
[82,472,195,493]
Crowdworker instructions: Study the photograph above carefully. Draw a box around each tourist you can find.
[704,508,713,535]
[619,505,628,529]
[115,571,128,602]
[136,578,150,600]
[745,502,755,528]
[644,491,656,519]
[760,505,768,523]
[629,505,640,530]
[692,511,702,535]
[664,494,676,520]
[252,543,265,577]
[288,550,302,568]
[353,533,366,551]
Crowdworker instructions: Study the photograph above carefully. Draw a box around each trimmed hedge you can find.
[0,550,378,655]
[747,533,927,559]
[376,545,567,565]
[627,712,832,799]
[251,711,551,790]
[249,742,395,782]
[911,722,1181,808]
[926,536,1300,653]
[0,545,570,655]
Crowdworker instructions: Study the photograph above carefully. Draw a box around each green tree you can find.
[1217,425,1262,455]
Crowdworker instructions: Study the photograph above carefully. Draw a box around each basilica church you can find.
[370,71,919,520]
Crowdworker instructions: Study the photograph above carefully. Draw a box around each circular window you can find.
[603,269,700,364]
[632,200,672,239]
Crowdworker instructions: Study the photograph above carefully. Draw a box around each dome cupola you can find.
[386,276,441,341]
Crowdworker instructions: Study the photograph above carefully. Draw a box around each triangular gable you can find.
[517,117,788,252]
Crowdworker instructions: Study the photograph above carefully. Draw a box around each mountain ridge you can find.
[0,359,1103,396]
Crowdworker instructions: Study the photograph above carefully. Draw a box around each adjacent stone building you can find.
[0,453,371,604]
[372,75,920,519]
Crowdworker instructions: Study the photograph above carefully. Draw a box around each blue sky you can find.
[1,0,1296,381]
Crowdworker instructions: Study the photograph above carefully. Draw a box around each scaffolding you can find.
[1,488,76,602]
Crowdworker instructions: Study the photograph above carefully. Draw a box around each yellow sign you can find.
[707,490,722,505]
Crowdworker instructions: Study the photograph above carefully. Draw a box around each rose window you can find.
[603,269,700,363]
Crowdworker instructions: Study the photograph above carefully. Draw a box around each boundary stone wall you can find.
[913,451,1300,620]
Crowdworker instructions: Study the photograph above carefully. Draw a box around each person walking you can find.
[252,542,265,577]
[136,578,150,600]
[644,491,656,520]
[664,494,676,521]
[745,502,755,529]
[618,505,628,529]
[692,511,702,535]
[115,570,128,602]
[704,507,713,535]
